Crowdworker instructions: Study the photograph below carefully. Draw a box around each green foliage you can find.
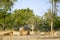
[54,17,60,30]
[0,0,60,31]
[0,0,16,11]
[13,8,35,26]
[0,0,17,30]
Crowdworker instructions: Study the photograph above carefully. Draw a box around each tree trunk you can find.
[51,20,53,34]
[50,0,54,35]
[2,23,5,30]
[51,0,53,35]
[31,24,34,31]
[53,0,57,15]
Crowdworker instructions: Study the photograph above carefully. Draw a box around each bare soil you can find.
[0,31,60,40]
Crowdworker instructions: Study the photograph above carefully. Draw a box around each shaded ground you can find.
[0,31,60,40]
[0,34,60,40]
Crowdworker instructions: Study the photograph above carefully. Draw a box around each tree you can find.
[5,13,14,30]
[0,0,16,11]
[54,17,60,31]
[28,16,35,31]
[0,0,17,30]
[49,0,60,34]
[44,9,57,32]
[50,0,60,14]
[34,16,43,31]
[13,8,35,30]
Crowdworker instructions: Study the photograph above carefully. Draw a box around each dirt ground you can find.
[0,31,60,40]
[0,34,60,40]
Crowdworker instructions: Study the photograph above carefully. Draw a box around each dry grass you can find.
[0,31,60,40]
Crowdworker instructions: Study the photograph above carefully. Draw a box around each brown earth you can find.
[0,31,60,40]
[0,34,60,40]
